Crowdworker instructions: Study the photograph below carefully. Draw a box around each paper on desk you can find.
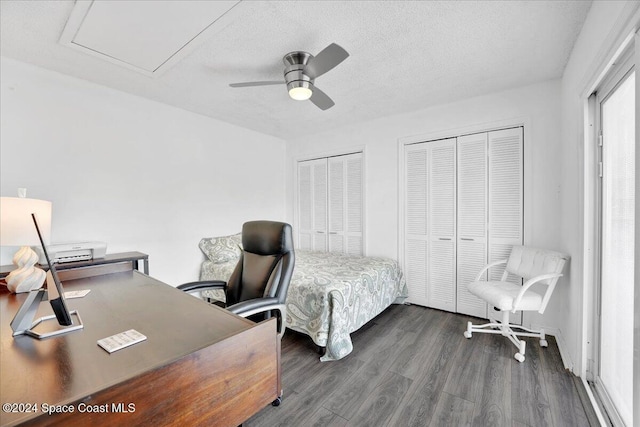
[64,289,91,299]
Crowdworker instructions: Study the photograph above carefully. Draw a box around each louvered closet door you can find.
[297,161,314,250]
[488,127,523,323]
[328,153,363,255]
[299,153,363,255]
[428,139,457,312]
[297,158,328,251]
[456,133,488,318]
[405,144,429,307]
[328,157,346,253]
[312,159,329,251]
[344,153,363,255]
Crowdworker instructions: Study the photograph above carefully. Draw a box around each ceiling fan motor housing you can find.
[283,51,314,92]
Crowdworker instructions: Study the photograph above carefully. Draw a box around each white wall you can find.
[0,57,287,286]
[285,79,565,338]
[560,1,640,377]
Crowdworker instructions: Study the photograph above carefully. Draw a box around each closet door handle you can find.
[461,238,475,241]
[329,232,338,235]
[316,231,325,234]
[439,238,452,241]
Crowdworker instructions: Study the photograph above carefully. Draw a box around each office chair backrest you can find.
[505,245,568,285]
[225,221,295,307]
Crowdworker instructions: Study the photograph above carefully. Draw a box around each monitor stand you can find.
[10,288,83,339]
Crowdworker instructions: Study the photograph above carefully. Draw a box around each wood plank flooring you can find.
[246,304,592,427]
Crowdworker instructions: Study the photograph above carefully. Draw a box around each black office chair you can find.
[178,220,295,406]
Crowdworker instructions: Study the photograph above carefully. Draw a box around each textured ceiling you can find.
[0,1,591,139]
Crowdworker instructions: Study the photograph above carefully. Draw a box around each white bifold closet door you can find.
[404,127,523,319]
[487,128,524,324]
[405,145,429,306]
[455,128,523,319]
[328,153,363,255]
[297,159,313,250]
[297,158,328,251]
[405,138,456,311]
[297,153,363,255]
[456,132,488,318]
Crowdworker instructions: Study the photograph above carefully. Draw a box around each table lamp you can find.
[0,195,52,293]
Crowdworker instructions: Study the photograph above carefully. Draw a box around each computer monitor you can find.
[9,214,83,338]
[32,213,72,326]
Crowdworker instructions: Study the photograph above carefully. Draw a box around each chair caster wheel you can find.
[272,396,282,406]
[514,353,525,362]
[463,331,472,339]
[539,339,548,347]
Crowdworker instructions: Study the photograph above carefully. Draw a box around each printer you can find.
[32,242,107,264]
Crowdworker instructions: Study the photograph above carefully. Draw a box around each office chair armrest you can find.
[227,298,287,334]
[475,259,508,281]
[511,273,563,313]
[177,280,227,293]
[227,297,282,317]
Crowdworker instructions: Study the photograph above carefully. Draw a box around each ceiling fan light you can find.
[289,86,312,101]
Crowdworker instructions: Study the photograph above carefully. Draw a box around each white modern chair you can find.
[463,246,569,362]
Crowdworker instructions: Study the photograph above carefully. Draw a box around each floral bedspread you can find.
[200,250,408,361]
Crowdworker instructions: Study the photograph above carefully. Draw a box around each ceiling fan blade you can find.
[309,86,335,110]
[305,43,349,79]
[229,81,283,88]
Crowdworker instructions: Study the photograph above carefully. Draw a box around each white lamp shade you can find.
[0,197,52,246]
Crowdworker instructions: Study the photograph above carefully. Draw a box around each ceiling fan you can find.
[229,43,349,110]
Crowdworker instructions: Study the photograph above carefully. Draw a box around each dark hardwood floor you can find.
[247,304,592,427]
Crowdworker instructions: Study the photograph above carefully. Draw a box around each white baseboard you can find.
[531,324,574,371]
[552,328,574,372]
[531,325,610,425]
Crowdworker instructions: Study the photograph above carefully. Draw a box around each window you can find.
[593,44,635,427]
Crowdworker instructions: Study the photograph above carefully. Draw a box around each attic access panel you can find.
[59,0,240,76]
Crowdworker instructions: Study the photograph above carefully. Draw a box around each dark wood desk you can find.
[0,252,150,280]
[0,271,278,426]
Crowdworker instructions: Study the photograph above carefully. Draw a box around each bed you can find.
[198,233,408,361]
